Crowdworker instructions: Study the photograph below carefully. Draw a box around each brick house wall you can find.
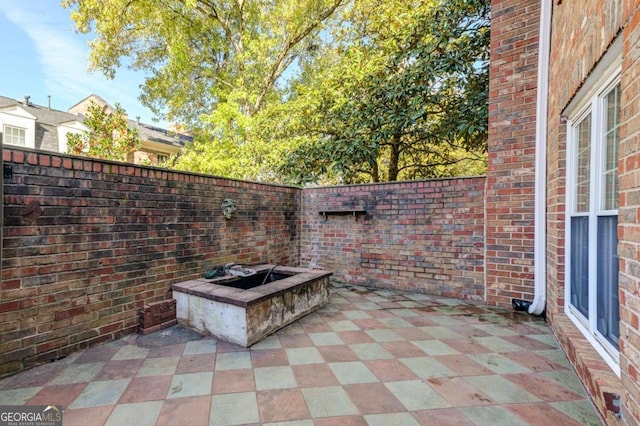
[485,0,540,307]
[301,178,486,300]
[0,149,299,375]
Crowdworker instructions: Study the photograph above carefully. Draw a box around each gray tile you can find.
[550,400,602,426]
[542,371,588,396]
[0,387,40,404]
[464,376,540,404]
[365,329,402,342]
[399,357,455,378]
[136,356,179,377]
[301,386,359,418]
[254,366,297,390]
[308,332,344,346]
[535,349,573,368]
[105,401,162,426]
[459,406,530,426]
[167,372,213,398]
[251,334,282,350]
[429,315,467,326]
[210,392,259,426]
[328,320,360,332]
[469,353,531,374]
[471,336,522,353]
[50,362,105,385]
[343,310,372,320]
[385,380,451,411]
[411,340,460,356]
[378,317,413,328]
[111,345,149,360]
[364,413,421,426]
[215,351,251,370]
[349,343,394,360]
[69,378,130,408]
[285,347,324,365]
[184,339,218,355]
[420,326,463,339]
[328,361,378,384]
[472,324,519,337]
[528,334,559,348]
[354,302,380,310]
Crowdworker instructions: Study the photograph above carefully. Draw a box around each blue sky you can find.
[0,0,166,127]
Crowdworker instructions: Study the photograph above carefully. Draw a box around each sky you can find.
[0,0,166,127]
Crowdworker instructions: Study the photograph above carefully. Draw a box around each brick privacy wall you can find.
[618,2,640,424]
[0,148,299,375]
[486,0,539,307]
[300,178,486,300]
[545,0,637,424]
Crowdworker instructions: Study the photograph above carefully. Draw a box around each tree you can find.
[67,101,141,161]
[279,0,490,184]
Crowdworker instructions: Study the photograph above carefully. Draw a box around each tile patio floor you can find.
[0,283,603,425]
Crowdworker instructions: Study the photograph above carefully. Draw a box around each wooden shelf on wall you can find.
[319,210,367,221]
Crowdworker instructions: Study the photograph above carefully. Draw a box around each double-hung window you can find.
[566,69,621,373]
[3,125,26,146]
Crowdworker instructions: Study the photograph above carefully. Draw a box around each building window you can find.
[3,125,26,146]
[566,76,621,369]
[157,154,168,165]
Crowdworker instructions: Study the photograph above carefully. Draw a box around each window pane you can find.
[4,126,26,146]
[570,216,589,317]
[575,115,591,212]
[603,84,621,210]
[597,215,619,348]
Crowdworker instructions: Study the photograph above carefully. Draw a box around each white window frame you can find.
[3,125,26,146]
[564,56,621,376]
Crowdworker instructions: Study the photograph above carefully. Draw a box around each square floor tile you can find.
[251,334,282,350]
[119,375,172,403]
[432,354,493,376]
[176,354,216,373]
[464,375,540,404]
[183,339,218,355]
[0,387,41,404]
[472,336,523,353]
[291,364,340,388]
[215,351,251,370]
[411,340,460,356]
[313,416,366,426]
[61,406,114,426]
[257,389,311,422]
[285,347,324,365]
[399,357,454,378]
[156,395,211,426]
[419,326,463,339]
[504,373,584,402]
[27,383,87,407]
[328,320,360,332]
[343,310,372,320]
[365,329,402,342]
[167,372,213,399]
[380,341,425,358]
[349,343,394,360]
[277,333,314,348]
[211,369,256,394]
[412,408,475,426]
[148,343,186,358]
[328,361,378,385]
[69,378,131,408]
[469,353,531,374]
[251,349,289,367]
[384,380,450,411]
[254,366,297,390]
[459,406,529,426]
[95,359,144,380]
[344,383,406,414]
[337,331,375,344]
[550,400,602,425]
[308,332,344,346]
[363,412,420,426]
[111,345,149,360]
[507,402,586,426]
[541,371,589,397]
[105,400,162,426]
[210,392,259,426]
[535,349,573,369]
[317,345,359,362]
[301,386,359,418]
[364,359,418,382]
[136,356,179,377]
[425,376,494,406]
[501,335,556,351]
[472,324,519,337]
[51,362,105,385]
[378,317,413,328]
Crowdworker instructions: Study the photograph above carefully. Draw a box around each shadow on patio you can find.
[0,283,602,426]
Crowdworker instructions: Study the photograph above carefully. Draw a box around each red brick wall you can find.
[486,0,540,307]
[301,178,486,300]
[0,148,299,375]
[618,2,640,423]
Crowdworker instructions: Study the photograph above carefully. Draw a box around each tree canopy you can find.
[64,0,489,184]
[66,101,141,161]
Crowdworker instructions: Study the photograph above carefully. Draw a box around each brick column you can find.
[486,0,540,307]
